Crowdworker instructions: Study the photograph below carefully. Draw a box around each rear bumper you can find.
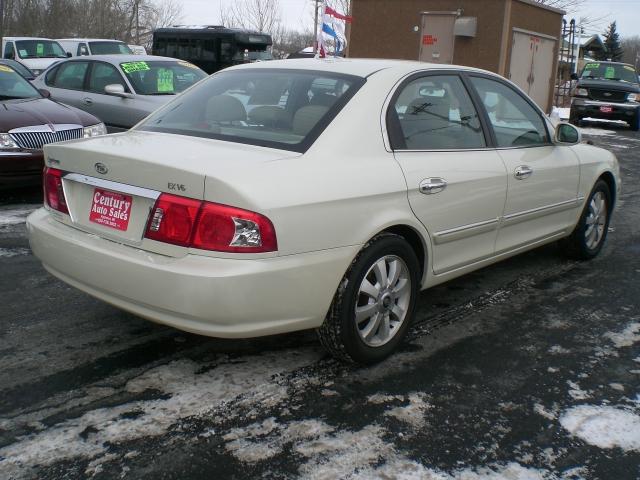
[570,98,639,123]
[0,151,43,188]
[27,208,358,338]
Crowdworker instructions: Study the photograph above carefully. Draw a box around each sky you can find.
[178,0,640,38]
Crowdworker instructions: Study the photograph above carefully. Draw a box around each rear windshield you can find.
[89,41,133,55]
[0,65,41,99]
[580,62,639,84]
[16,40,66,59]
[136,68,365,152]
[120,60,207,95]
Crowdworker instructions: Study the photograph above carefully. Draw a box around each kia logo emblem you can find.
[95,163,108,175]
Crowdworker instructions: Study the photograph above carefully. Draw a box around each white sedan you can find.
[27,59,620,364]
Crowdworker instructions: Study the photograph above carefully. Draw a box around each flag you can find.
[317,3,352,58]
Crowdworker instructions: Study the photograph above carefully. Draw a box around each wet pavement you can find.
[0,125,639,479]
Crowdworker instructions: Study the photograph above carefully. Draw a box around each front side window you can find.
[120,60,207,95]
[3,42,14,59]
[136,69,365,152]
[389,74,486,150]
[51,61,89,90]
[0,65,41,99]
[469,76,549,148]
[88,42,132,55]
[15,40,66,59]
[77,43,89,56]
[89,62,127,93]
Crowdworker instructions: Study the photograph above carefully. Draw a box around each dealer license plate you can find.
[599,106,613,113]
[89,188,132,231]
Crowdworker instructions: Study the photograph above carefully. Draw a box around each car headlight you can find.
[0,133,20,150]
[575,88,589,97]
[627,93,638,102]
[83,123,107,138]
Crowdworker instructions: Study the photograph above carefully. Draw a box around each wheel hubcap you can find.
[584,191,607,250]
[355,255,411,347]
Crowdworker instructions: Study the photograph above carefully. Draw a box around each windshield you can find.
[89,41,133,55]
[580,62,639,83]
[15,40,66,59]
[120,60,207,95]
[136,68,365,152]
[245,50,273,62]
[0,65,41,99]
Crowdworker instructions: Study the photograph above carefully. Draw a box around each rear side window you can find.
[389,74,486,150]
[469,76,549,148]
[51,61,89,90]
[137,69,365,153]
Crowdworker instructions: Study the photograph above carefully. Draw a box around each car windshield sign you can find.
[581,62,639,83]
[136,68,365,153]
[15,40,67,59]
[0,65,41,99]
[120,60,207,95]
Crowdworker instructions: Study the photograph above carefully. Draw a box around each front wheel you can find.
[560,180,611,260]
[317,234,420,364]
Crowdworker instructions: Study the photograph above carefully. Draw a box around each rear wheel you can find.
[317,233,420,364]
[560,180,611,260]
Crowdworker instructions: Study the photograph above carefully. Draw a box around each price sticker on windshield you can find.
[121,61,150,74]
[36,43,44,56]
[0,65,14,73]
[178,61,198,69]
[605,66,616,79]
[157,68,174,92]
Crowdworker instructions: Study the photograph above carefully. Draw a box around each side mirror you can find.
[570,73,579,81]
[38,88,51,99]
[555,122,581,145]
[66,52,72,58]
[104,83,131,98]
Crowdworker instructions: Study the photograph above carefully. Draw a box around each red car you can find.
[0,64,105,188]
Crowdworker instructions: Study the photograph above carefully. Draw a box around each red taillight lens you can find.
[192,203,277,253]
[144,194,277,253]
[43,167,69,214]
[144,193,201,247]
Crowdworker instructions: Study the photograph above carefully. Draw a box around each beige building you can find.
[348,0,565,112]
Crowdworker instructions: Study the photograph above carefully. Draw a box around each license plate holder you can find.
[599,105,613,113]
[89,188,132,231]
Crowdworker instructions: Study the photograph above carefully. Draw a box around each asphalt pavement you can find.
[0,123,638,479]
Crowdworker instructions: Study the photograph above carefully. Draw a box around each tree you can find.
[602,21,623,61]
[219,0,282,34]
[621,36,640,68]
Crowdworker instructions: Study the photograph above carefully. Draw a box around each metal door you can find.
[419,12,457,64]
[509,31,556,110]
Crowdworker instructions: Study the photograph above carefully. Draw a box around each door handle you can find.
[514,165,533,180]
[419,177,447,195]
[82,97,93,106]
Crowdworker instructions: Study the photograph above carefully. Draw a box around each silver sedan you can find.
[33,55,208,132]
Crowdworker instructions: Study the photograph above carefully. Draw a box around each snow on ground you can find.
[0,247,30,257]
[0,350,323,477]
[559,405,640,452]
[605,321,640,348]
[0,205,39,227]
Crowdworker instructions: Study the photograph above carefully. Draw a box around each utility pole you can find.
[0,0,4,41]
[313,0,319,50]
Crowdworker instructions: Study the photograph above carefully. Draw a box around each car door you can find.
[467,75,580,254]
[44,60,90,111]
[388,73,508,275]
[85,61,135,131]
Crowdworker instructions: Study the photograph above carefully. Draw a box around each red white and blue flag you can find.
[318,3,352,58]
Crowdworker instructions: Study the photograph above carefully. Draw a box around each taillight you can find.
[144,193,277,253]
[43,167,69,214]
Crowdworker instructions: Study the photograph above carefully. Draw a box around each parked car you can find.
[569,61,640,130]
[0,63,105,188]
[57,38,133,57]
[0,59,36,80]
[2,37,67,77]
[33,55,208,132]
[27,59,620,364]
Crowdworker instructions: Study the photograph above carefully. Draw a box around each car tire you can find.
[631,110,640,132]
[317,233,420,364]
[569,110,581,126]
[560,180,612,260]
